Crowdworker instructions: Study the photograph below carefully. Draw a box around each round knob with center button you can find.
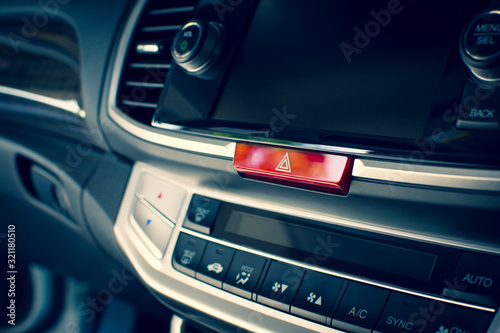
[461,10,500,81]
[173,22,201,59]
[171,20,223,76]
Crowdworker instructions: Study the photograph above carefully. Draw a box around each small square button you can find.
[257,261,305,312]
[374,292,432,333]
[196,243,235,288]
[333,282,390,332]
[183,195,221,234]
[173,233,207,277]
[223,251,267,299]
[291,270,344,323]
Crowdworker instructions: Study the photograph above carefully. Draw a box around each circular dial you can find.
[171,20,223,76]
[461,10,500,81]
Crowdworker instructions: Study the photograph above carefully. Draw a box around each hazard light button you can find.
[233,143,353,194]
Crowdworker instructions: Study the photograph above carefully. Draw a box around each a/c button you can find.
[332,282,390,333]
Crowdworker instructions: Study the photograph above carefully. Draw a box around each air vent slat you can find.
[130,63,171,69]
[125,81,164,88]
[115,0,197,125]
[121,100,158,109]
[141,25,182,33]
[149,6,195,15]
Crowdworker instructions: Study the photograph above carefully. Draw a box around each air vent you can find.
[116,0,197,125]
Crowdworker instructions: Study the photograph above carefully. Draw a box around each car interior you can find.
[0,0,500,332]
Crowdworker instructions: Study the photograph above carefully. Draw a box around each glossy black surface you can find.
[154,0,500,166]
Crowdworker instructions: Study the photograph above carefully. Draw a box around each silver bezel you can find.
[114,162,500,332]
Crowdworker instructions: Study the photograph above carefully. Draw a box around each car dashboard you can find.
[0,0,500,332]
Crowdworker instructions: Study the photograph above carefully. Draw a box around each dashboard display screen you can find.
[219,209,438,282]
[213,0,466,139]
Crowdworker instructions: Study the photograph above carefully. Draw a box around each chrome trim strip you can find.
[456,119,500,131]
[0,85,84,117]
[152,120,373,155]
[169,315,186,333]
[180,228,496,313]
[353,159,500,192]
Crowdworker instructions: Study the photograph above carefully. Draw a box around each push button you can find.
[456,82,500,131]
[332,282,390,333]
[137,173,186,223]
[443,252,500,306]
[173,233,207,277]
[223,251,267,299]
[257,261,305,312]
[374,292,432,333]
[196,243,235,288]
[173,23,201,58]
[132,200,173,258]
[183,195,221,234]
[291,271,344,324]
[463,11,500,60]
[426,303,494,333]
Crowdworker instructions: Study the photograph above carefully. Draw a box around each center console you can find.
[107,0,500,332]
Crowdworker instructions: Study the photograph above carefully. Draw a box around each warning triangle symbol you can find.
[275,153,292,173]
[314,296,322,306]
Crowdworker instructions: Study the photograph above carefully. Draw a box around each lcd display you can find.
[212,0,466,139]
[223,210,437,282]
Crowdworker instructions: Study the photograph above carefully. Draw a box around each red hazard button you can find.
[233,143,353,194]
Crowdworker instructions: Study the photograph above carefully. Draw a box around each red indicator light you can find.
[234,143,353,194]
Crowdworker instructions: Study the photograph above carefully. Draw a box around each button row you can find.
[172,233,495,332]
[173,233,267,298]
